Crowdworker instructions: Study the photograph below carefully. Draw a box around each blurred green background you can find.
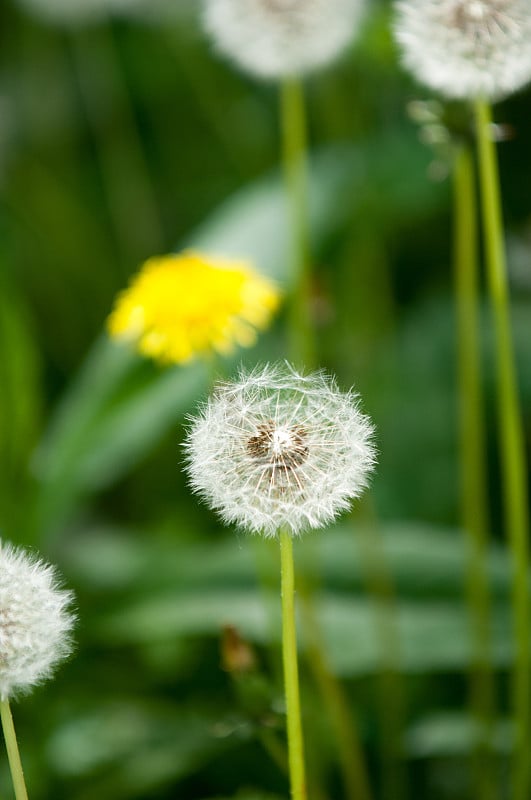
[1,0,531,797]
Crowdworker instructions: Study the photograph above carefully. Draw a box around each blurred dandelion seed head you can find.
[0,542,75,700]
[184,363,376,537]
[107,251,280,365]
[394,0,531,100]
[203,0,367,79]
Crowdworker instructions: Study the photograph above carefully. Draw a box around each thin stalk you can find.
[280,528,307,800]
[453,143,496,798]
[474,98,530,800]
[280,78,315,368]
[1,699,29,800]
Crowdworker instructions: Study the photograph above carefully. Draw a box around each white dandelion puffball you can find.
[0,542,75,700]
[184,364,376,537]
[203,0,367,79]
[394,0,531,101]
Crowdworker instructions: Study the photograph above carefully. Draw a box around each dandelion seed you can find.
[203,0,367,79]
[184,363,376,537]
[0,542,75,700]
[107,251,280,365]
[394,0,531,100]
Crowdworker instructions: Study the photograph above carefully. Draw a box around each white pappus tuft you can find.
[184,363,376,538]
[202,0,367,80]
[0,542,76,701]
[394,0,531,101]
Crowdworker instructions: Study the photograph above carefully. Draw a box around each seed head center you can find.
[450,0,512,37]
[246,421,309,476]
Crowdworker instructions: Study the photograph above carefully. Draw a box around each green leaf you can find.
[405,712,513,757]
[65,521,510,599]
[33,352,207,537]
[47,701,235,797]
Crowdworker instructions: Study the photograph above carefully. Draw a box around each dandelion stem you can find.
[454,142,496,799]
[280,78,315,368]
[1,699,29,800]
[280,528,307,800]
[474,98,530,800]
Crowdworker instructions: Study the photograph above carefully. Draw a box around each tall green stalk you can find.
[453,143,495,799]
[1,699,29,800]
[280,78,315,368]
[280,528,307,800]
[474,98,530,800]
[279,77,374,800]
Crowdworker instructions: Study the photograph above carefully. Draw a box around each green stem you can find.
[280,529,307,800]
[280,78,315,368]
[1,699,29,800]
[453,143,496,798]
[475,98,530,800]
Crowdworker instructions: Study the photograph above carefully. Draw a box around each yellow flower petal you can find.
[107,250,281,365]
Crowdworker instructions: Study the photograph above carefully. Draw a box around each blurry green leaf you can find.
[98,587,513,676]
[33,338,138,485]
[47,701,234,798]
[33,351,207,537]
[65,521,510,598]
[406,712,513,757]
[71,360,206,489]
[189,134,444,286]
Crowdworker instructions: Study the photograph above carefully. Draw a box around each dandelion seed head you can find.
[184,363,376,537]
[394,0,531,100]
[0,542,75,700]
[107,251,280,365]
[203,0,367,79]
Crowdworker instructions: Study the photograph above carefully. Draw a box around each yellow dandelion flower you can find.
[107,250,280,364]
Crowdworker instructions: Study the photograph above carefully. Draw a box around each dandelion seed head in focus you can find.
[184,363,376,537]
[203,0,367,79]
[0,542,75,700]
[107,251,280,365]
[394,0,531,101]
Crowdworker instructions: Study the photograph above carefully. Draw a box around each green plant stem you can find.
[280,78,315,368]
[1,699,29,800]
[475,98,531,800]
[453,143,496,799]
[280,528,307,800]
